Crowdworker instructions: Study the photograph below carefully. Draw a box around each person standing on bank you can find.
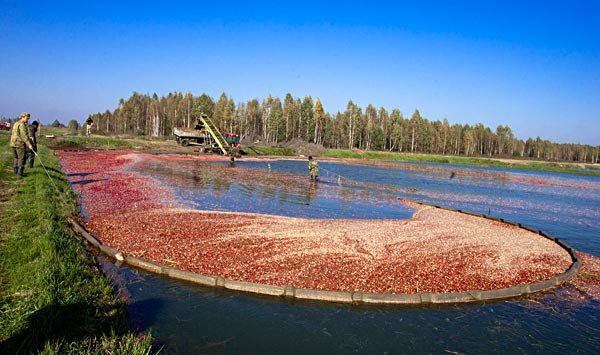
[308,155,319,182]
[26,120,39,168]
[85,117,94,136]
[10,112,34,177]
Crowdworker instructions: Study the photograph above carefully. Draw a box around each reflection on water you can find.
[110,158,600,353]
[134,159,417,219]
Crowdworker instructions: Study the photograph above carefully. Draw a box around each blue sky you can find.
[1,1,599,145]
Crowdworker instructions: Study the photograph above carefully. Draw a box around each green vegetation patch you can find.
[243,145,296,156]
[0,134,153,354]
[322,148,600,176]
[50,135,144,150]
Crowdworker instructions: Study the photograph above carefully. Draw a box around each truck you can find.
[0,121,10,131]
[174,114,240,156]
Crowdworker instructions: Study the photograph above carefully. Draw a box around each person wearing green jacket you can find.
[10,112,34,177]
[308,155,319,182]
[26,120,39,168]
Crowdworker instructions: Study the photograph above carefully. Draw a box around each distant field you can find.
[321,148,600,176]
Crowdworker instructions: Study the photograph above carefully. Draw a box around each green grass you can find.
[322,148,600,176]
[242,145,296,156]
[0,132,155,354]
[34,126,158,150]
[48,135,147,150]
[38,332,153,355]
[36,126,77,137]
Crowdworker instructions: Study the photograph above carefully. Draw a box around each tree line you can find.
[82,91,598,163]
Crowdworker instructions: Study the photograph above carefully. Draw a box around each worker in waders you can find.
[10,112,34,177]
[229,144,240,162]
[26,120,39,168]
[308,155,319,182]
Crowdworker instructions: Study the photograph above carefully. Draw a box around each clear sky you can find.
[1,1,599,145]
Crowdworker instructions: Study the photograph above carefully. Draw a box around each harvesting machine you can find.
[173,114,240,155]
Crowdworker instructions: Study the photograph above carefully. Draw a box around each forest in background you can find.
[4,91,598,163]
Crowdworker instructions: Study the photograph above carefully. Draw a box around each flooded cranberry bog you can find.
[57,150,600,353]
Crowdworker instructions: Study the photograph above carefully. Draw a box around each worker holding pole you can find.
[26,120,39,168]
[10,112,34,177]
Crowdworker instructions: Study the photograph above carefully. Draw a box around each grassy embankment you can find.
[322,149,600,176]
[44,127,295,156]
[242,145,296,156]
[0,131,154,354]
[40,126,152,150]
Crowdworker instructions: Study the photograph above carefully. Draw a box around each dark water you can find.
[105,158,600,353]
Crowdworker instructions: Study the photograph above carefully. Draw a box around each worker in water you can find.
[26,120,39,168]
[229,147,235,162]
[229,144,239,162]
[308,155,319,182]
[10,112,34,177]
